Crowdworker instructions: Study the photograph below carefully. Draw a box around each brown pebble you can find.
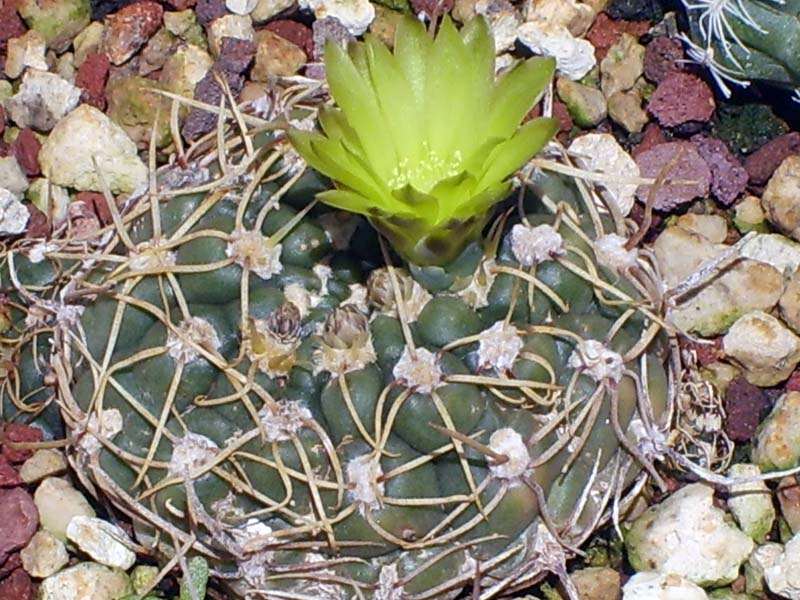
[1,423,43,464]
[586,13,650,61]
[724,375,770,442]
[0,568,34,600]
[0,455,21,488]
[0,488,38,564]
[691,134,748,206]
[103,1,164,65]
[0,4,26,53]
[643,36,685,83]
[410,0,454,17]
[195,0,227,25]
[264,20,314,57]
[635,141,712,210]
[76,191,113,225]
[164,0,197,8]
[11,128,41,178]
[76,52,111,110]
[217,37,256,76]
[744,132,800,187]
[632,122,667,158]
[0,552,22,580]
[25,205,50,239]
[648,72,715,127]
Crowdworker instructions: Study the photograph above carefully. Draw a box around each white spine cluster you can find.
[168,433,219,478]
[392,346,444,394]
[258,401,311,443]
[594,233,639,273]
[226,229,283,280]
[510,223,566,267]
[166,316,221,364]
[568,339,624,384]
[128,240,177,272]
[488,428,531,479]
[346,454,384,511]
[477,321,524,372]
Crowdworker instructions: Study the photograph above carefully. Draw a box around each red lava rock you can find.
[682,337,723,366]
[1,423,42,464]
[217,37,256,76]
[0,568,34,600]
[183,70,247,140]
[195,0,227,25]
[691,134,748,206]
[11,128,40,178]
[410,0,454,17]
[0,488,38,564]
[785,368,800,392]
[525,101,573,134]
[25,205,49,239]
[0,455,21,487]
[312,17,354,61]
[724,375,770,442]
[632,122,667,158]
[0,105,5,138]
[69,200,102,238]
[647,72,716,127]
[264,20,314,57]
[76,52,111,110]
[635,141,712,210]
[103,1,164,66]
[643,36,685,83]
[586,13,650,61]
[744,131,800,187]
[0,552,22,580]
[76,191,112,225]
[0,4,26,53]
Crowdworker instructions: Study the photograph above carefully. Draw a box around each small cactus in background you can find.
[678,0,800,98]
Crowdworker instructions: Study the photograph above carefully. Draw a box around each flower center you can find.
[387,142,463,192]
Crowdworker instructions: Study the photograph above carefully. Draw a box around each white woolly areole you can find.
[231,518,276,554]
[392,346,444,393]
[313,263,332,296]
[510,223,565,267]
[594,234,638,273]
[79,408,123,454]
[488,428,531,479]
[27,241,60,264]
[226,229,283,280]
[128,241,176,272]
[258,401,311,442]
[457,259,498,309]
[341,283,369,313]
[168,433,219,478]
[568,339,623,384]
[346,454,384,511]
[283,282,321,318]
[478,321,524,372]
[376,564,403,600]
[166,317,221,364]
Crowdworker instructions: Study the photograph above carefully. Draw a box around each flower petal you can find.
[486,56,556,140]
[477,117,559,188]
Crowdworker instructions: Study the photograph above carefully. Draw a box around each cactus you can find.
[678,0,800,98]
[3,15,675,600]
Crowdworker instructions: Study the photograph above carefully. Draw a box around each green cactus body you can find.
[680,0,800,96]
[30,150,674,597]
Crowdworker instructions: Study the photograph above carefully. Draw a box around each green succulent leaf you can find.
[289,15,558,265]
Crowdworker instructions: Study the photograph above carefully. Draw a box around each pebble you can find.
[195,0,227,24]
[265,19,314,57]
[518,22,596,80]
[778,476,800,534]
[556,78,607,127]
[312,16,355,61]
[2,423,43,464]
[570,566,621,600]
[623,572,709,600]
[724,312,800,387]
[12,128,42,178]
[763,533,800,599]
[76,52,111,111]
[643,35,685,83]
[227,0,259,14]
[103,1,164,65]
[0,552,23,579]
[781,269,800,334]
[0,568,34,600]
[600,33,645,97]
[163,9,207,49]
[648,72,715,127]
[0,488,39,563]
[252,0,298,22]
[38,104,148,195]
[0,455,21,487]
[26,178,71,225]
[207,14,255,57]
[217,36,256,75]
[66,516,136,570]
[474,0,521,52]
[568,132,639,215]
[139,27,181,75]
[159,43,213,98]
[625,483,754,586]
[411,0,454,17]
[745,132,800,187]
[73,22,106,66]
[607,89,648,133]
[17,0,91,51]
[38,562,132,600]
[585,13,649,61]
[19,449,68,484]
[524,0,596,37]
[21,530,69,578]
[691,134,748,206]
[727,463,775,543]
[724,376,769,442]
[631,121,666,157]
[753,390,800,473]
[164,0,198,9]
[762,155,800,240]
[740,233,800,275]
[0,157,31,197]
[635,141,711,210]
[252,29,306,81]
[5,70,82,133]
[4,31,49,79]
[33,477,96,541]
[733,195,768,234]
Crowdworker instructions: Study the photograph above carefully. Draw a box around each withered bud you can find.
[266,303,302,344]
[322,305,370,350]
